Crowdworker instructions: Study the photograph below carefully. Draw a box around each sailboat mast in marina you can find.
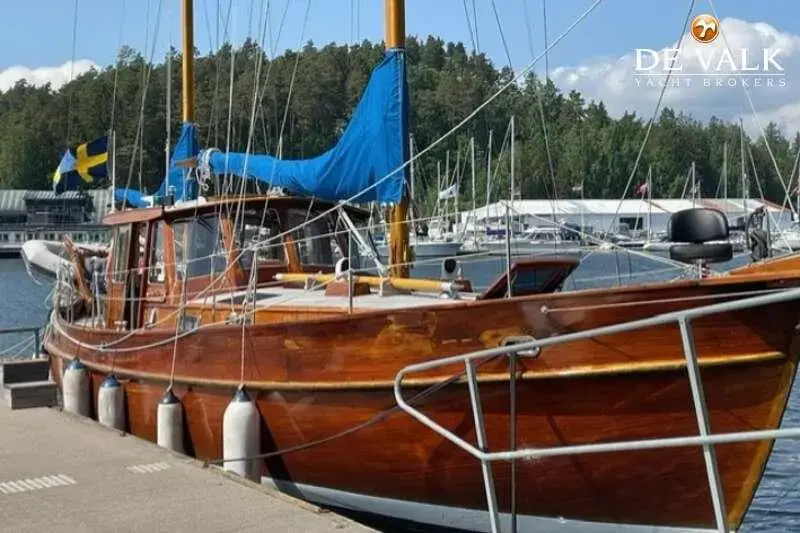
[33,1,800,532]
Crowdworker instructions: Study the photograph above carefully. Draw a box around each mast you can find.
[181,0,194,123]
[722,141,727,217]
[486,130,492,237]
[740,118,748,219]
[386,0,409,277]
[510,115,515,234]
[470,137,476,246]
[166,50,172,173]
[647,165,653,242]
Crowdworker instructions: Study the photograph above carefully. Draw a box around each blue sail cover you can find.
[113,122,200,207]
[199,49,409,204]
[158,122,200,201]
[114,187,150,208]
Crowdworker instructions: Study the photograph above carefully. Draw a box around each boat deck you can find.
[0,406,375,533]
[189,285,480,310]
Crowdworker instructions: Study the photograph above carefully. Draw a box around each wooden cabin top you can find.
[103,195,370,226]
[88,193,598,334]
[97,194,382,329]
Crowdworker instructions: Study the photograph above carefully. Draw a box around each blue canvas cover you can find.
[113,122,199,207]
[157,122,199,201]
[113,187,150,208]
[198,49,409,204]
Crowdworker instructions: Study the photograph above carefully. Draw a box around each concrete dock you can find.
[0,406,376,533]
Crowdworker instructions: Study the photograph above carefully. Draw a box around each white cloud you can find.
[550,18,800,138]
[0,59,98,92]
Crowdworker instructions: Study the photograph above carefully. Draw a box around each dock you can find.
[0,405,376,533]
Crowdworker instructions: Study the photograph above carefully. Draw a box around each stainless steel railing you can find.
[393,285,800,533]
[0,325,44,359]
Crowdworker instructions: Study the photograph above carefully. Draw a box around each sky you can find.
[0,0,799,137]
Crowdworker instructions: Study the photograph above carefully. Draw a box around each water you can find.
[2,254,799,531]
[0,259,52,355]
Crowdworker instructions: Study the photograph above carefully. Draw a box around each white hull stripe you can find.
[261,477,723,533]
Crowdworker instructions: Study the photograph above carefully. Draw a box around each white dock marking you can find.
[0,474,77,495]
[23,478,44,489]
[125,462,171,474]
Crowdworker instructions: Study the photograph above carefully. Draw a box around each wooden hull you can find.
[44,275,800,531]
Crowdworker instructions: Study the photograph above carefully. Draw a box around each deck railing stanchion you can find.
[33,328,41,358]
[393,286,800,532]
[465,360,500,533]
[678,317,728,532]
[509,351,518,533]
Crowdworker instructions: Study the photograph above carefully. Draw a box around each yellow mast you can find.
[386,0,411,278]
[181,0,195,123]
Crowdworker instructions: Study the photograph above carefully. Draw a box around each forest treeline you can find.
[0,36,798,214]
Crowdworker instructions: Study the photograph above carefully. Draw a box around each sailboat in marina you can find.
[374,140,464,260]
[36,1,800,531]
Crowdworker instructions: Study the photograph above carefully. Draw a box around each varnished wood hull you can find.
[45,275,800,531]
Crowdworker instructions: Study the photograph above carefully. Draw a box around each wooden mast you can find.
[181,0,195,123]
[386,0,410,278]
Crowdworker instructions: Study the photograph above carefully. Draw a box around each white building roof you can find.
[461,197,789,223]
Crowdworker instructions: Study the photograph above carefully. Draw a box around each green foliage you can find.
[0,36,795,215]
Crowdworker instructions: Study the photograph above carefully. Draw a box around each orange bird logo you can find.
[691,14,719,44]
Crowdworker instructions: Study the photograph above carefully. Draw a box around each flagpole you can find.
[110,129,117,213]
[580,181,584,244]
[470,136,476,247]
[647,165,652,242]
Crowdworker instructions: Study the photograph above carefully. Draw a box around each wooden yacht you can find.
[41,1,800,531]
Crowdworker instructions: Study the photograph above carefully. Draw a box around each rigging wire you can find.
[123,0,165,195]
[470,0,480,53]
[460,0,478,53]
[707,0,797,222]
[542,0,549,78]
[59,0,610,357]
[520,0,559,232]
[746,142,793,252]
[109,0,127,132]
[65,0,80,144]
[603,0,697,238]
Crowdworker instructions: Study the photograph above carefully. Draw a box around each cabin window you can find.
[149,221,166,283]
[173,214,227,280]
[287,209,334,265]
[111,224,132,283]
[236,209,284,270]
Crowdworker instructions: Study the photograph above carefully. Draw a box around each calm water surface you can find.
[1,252,799,531]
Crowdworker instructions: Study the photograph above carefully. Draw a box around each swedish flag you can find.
[52,135,109,194]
